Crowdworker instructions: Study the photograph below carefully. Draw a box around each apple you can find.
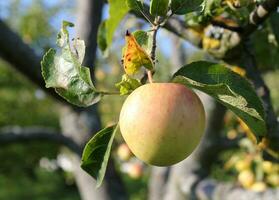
[238,170,255,188]
[119,83,205,166]
[250,182,267,192]
[235,159,251,172]
[117,143,133,161]
[262,161,273,174]
[127,163,143,179]
[267,173,279,186]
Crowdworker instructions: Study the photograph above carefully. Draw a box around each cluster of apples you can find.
[116,143,144,179]
[222,111,279,192]
[224,138,279,192]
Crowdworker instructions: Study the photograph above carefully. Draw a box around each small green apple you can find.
[117,143,132,161]
[127,163,143,179]
[119,83,205,166]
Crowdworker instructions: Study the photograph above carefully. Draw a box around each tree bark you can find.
[58,1,127,200]
[0,126,82,155]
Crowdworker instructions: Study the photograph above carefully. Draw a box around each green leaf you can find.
[97,21,108,53]
[115,74,142,95]
[270,13,279,45]
[81,124,118,187]
[41,21,102,107]
[150,0,170,17]
[133,30,153,55]
[171,0,203,15]
[172,61,267,140]
[126,0,144,12]
[106,0,129,48]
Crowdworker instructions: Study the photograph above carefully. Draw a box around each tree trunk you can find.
[58,1,127,199]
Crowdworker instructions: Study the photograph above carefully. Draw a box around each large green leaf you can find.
[41,21,102,107]
[97,20,108,54]
[106,0,129,48]
[171,0,203,15]
[172,61,266,140]
[81,124,118,187]
[150,0,170,17]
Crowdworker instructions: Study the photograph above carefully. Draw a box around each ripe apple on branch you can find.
[41,0,270,187]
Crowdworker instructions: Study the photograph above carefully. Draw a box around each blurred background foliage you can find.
[0,0,279,199]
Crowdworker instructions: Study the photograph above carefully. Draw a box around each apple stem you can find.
[147,70,153,83]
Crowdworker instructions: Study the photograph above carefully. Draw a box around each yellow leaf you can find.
[231,66,246,77]
[123,31,153,75]
[202,37,220,50]
[238,118,257,144]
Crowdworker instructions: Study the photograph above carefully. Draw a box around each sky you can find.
[0,0,195,60]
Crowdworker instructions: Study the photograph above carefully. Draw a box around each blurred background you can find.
[0,0,278,200]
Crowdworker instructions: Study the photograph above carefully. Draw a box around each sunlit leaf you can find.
[122,31,153,75]
[106,0,129,47]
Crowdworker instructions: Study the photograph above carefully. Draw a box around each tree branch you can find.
[241,42,279,151]
[76,0,104,80]
[134,0,279,55]
[74,1,128,199]
[242,0,279,37]
[0,126,82,155]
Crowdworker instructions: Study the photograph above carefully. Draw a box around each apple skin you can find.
[119,83,205,166]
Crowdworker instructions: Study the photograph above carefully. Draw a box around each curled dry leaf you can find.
[122,31,153,75]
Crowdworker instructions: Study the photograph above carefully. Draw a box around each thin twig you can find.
[150,24,160,64]
[144,19,161,84]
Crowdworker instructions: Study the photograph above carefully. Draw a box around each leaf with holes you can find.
[41,21,102,107]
